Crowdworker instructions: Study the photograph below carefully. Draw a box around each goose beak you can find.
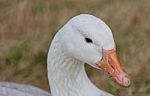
[97,49,131,87]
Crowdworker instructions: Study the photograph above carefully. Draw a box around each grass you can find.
[0,0,150,96]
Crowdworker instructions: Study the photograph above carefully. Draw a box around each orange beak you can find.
[97,49,131,87]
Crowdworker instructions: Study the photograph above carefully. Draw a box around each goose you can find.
[0,14,130,96]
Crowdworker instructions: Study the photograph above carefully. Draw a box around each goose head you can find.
[58,14,130,87]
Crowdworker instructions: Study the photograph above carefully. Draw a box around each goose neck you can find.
[47,38,113,96]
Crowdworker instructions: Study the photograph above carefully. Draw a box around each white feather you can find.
[47,14,115,96]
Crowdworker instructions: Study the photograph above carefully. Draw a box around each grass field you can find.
[0,0,150,96]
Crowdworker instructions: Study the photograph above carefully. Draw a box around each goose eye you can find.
[85,38,93,43]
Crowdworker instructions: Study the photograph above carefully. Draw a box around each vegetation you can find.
[0,0,149,96]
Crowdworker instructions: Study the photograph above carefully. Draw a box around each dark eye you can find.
[85,38,93,43]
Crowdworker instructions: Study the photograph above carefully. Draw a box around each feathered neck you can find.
[47,34,113,96]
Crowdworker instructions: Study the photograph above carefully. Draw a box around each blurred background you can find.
[0,0,149,96]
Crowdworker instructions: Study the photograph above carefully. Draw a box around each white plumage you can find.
[47,14,114,96]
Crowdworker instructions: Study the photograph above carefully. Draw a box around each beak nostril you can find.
[108,60,115,71]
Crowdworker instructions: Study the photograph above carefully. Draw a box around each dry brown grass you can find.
[0,0,150,96]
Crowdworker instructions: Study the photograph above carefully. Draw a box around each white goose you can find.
[0,14,130,96]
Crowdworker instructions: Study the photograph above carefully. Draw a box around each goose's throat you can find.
[47,39,113,96]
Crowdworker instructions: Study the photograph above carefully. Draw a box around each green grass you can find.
[0,0,150,96]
